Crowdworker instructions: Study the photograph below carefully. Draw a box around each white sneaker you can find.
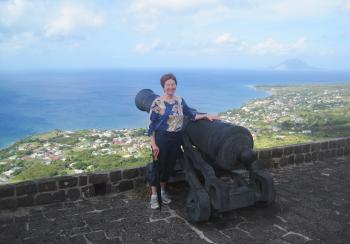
[150,195,159,209]
[161,191,171,204]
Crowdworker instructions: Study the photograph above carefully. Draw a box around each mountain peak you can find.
[270,58,318,71]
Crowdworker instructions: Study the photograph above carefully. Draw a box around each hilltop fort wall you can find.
[0,137,349,210]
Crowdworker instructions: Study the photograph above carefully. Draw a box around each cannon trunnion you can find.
[135,89,275,222]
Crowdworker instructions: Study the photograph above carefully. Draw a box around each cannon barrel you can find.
[135,89,256,171]
[135,89,159,113]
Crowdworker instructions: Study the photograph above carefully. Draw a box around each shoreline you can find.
[1,83,350,183]
[2,82,350,150]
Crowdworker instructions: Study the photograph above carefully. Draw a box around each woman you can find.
[148,73,220,209]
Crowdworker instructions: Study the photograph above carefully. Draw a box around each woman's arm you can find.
[150,131,159,160]
[194,113,220,121]
[182,97,220,121]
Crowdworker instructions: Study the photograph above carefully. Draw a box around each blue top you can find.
[147,96,197,136]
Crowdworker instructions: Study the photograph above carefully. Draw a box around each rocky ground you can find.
[0,156,349,244]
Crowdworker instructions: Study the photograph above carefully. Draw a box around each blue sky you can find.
[0,0,350,70]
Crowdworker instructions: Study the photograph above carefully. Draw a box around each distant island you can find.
[269,58,319,71]
[1,83,350,184]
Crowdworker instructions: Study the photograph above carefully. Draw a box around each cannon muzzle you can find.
[135,89,159,113]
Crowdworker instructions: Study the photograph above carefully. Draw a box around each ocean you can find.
[1,69,350,149]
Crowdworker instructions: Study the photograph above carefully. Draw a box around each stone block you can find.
[86,230,107,242]
[283,146,294,155]
[318,151,324,160]
[82,186,94,198]
[139,167,146,177]
[117,180,134,192]
[305,153,312,162]
[122,168,139,179]
[294,145,303,154]
[338,139,346,147]
[35,193,53,205]
[53,190,66,202]
[324,150,332,158]
[302,144,311,153]
[59,176,78,189]
[134,178,146,188]
[79,175,87,186]
[272,158,280,168]
[258,150,271,160]
[331,149,337,157]
[89,173,108,184]
[106,183,112,194]
[272,148,283,158]
[16,181,37,196]
[344,146,350,155]
[256,159,273,169]
[311,143,321,152]
[329,140,337,149]
[67,188,80,201]
[17,194,34,207]
[337,148,344,157]
[295,154,305,164]
[278,157,288,167]
[0,198,17,210]
[287,155,295,164]
[110,170,122,183]
[347,138,350,146]
[311,152,318,161]
[321,142,328,150]
[38,180,57,192]
[0,185,15,198]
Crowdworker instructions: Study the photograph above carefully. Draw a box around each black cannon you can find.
[135,89,275,222]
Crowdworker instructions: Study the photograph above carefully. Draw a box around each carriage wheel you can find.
[186,189,211,222]
[253,170,276,205]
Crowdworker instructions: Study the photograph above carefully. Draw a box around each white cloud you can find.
[0,31,36,54]
[214,33,237,45]
[127,0,345,37]
[129,0,343,19]
[135,23,156,33]
[130,0,218,16]
[45,3,105,38]
[134,34,307,56]
[128,0,220,34]
[319,48,335,56]
[266,0,340,19]
[192,0,344,24]
[0,0,31,27]
[135,40,161,53]
[213,32,248,52]
[211,33,307,56]
[251,38,306,55]
[341,0,350,12]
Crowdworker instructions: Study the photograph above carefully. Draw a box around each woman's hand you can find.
[151,143,159,160]
[194,113,221,121]
[206,114,221,121]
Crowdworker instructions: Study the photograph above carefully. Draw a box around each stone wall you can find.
[255,137,350,169]
[0,167,145,210]
[1,137,349,211]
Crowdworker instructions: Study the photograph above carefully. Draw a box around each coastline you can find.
[2,82,350,150]
[1,83,350,183]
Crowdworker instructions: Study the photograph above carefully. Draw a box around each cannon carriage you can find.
[135,89,275,222]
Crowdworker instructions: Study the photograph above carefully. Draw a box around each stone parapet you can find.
[0,137,349,210]
[0,167,146,210]
[255,137,350,169]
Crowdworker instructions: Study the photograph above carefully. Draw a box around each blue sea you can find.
[1,69,350,149]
